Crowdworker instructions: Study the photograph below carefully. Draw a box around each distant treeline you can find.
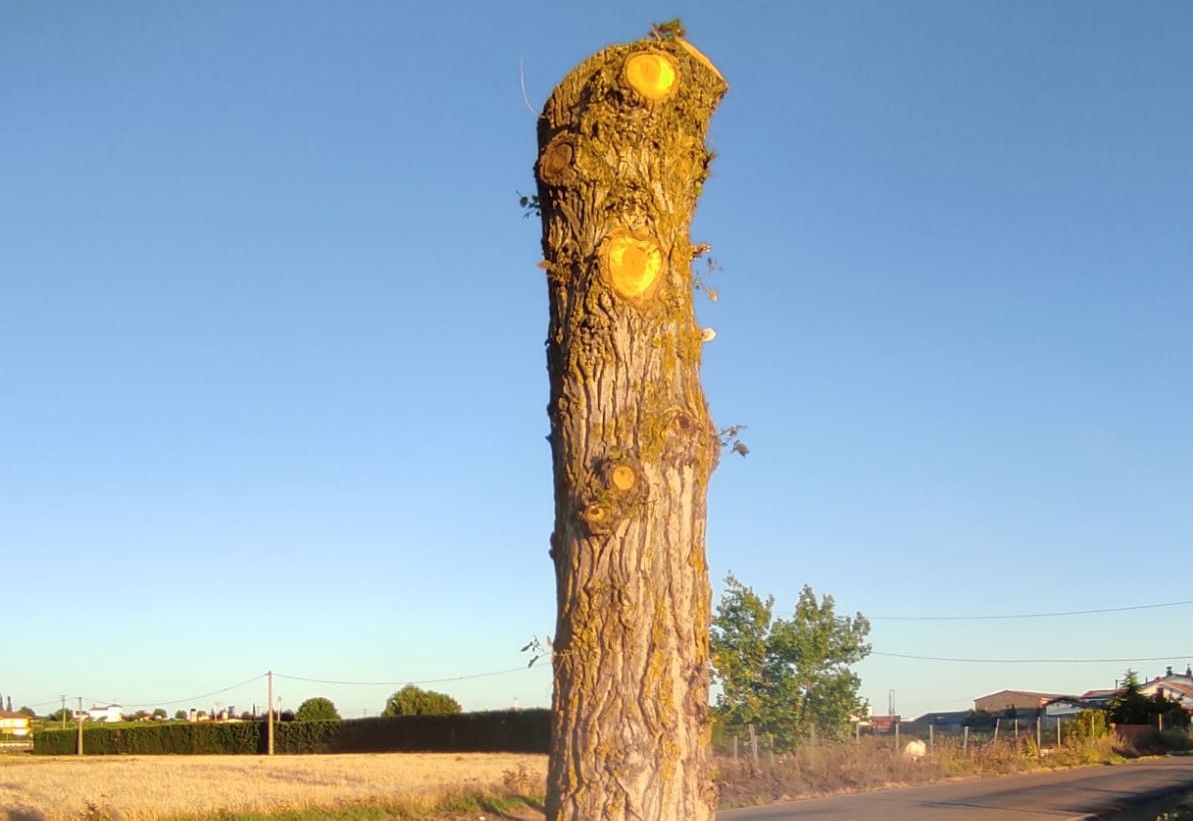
[32,709,549,755]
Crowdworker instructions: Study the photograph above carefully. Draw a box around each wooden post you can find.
[76,697,83,756]
[929,723,934,750]
[894,719,900,752]
[993,717,1000,744]
[749,724,759,767]
[855,721,861,745]
[535,23,728,821]
[963,725,969,753]
[1056,716,1062,748]
[1036,716,1041,750]
[732,734,738,760]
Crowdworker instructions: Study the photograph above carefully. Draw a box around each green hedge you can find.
[32,709,550,756]
[33,721,262,755]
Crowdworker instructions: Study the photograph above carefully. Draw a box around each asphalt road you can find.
[720,757,1193,820]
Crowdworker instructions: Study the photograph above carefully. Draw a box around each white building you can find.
[81,704,123,723]
[0,710,31,737]
[1142,666,1193,712]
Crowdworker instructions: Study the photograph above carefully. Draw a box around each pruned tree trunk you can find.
[534,30,728,821]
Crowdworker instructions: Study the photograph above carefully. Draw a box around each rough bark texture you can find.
[535,34,727,821]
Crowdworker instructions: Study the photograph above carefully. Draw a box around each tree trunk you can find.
[534,31,728,821]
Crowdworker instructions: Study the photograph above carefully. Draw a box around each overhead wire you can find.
[20,664,551,714]
[870,598,1193,621]
[872,651,1193,664]
[78,673,269,710]
[42,639,1186,707]
[274,664,550,687]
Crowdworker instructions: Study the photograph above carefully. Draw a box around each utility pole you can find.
[76,697,84,756]
[266,670,274,756]
[888,689,898,750]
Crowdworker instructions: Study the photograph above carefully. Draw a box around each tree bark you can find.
[534,32,728,821]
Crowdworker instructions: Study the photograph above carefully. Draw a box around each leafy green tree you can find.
[174,710,187,721]
[152,708,167,719]
[1155,695,1191,728]
[17,706,36,718]
[382,685,461,717]
[1107,670,1190,727]
[708,574,773,731]
[46,708,70,723]
[1107,670,1153,724]
[711,574,871,749]
[295,697,340,722]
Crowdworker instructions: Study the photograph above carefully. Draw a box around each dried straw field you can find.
[0,752,547,820]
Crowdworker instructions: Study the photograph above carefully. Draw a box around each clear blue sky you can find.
[3,1,1190,721]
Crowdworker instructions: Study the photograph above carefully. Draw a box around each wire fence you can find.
[710,710,1177,763]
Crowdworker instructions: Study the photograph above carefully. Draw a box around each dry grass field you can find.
[0,753,547,821]
[4,732,1181,819]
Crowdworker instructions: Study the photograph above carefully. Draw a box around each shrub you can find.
[1128,728,1193,756]
[382,685,462,717]
[1062,710,1108,744]
[295,697,340,722]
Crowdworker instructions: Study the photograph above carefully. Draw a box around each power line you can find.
[274,658,548,687]
[23,698,66,709]
[274,665,549,687]
[871,598,1193,622]
[872,651,1193,664]
[84,673,268,709]
[128,673,268,708]
[20,663,548,715]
